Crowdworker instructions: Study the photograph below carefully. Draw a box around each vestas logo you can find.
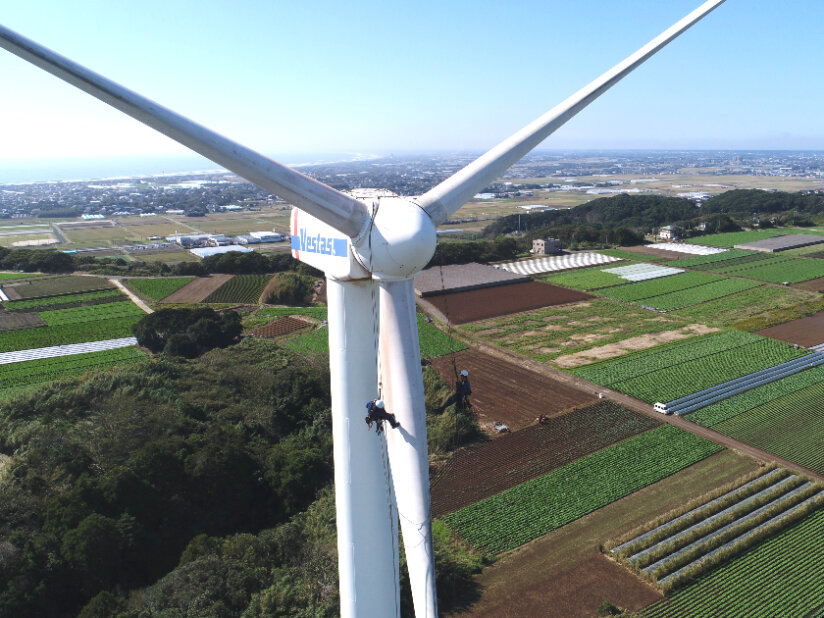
[292,228,347,257]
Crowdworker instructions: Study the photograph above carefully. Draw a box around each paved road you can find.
[424,305,824,484]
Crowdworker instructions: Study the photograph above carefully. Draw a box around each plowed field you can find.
[756,311,824,347]
[250,316,313,338]
[430,401,659,517]
[429,348,596,432]
[0,312,45,331]
[160,274,233,303]
[422,281,591,324]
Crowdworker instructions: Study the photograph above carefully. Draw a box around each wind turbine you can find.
[0,1,726,615]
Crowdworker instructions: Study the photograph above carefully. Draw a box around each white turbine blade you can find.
[419,0,727,225]
[379,279,438,618]
[0,24,369,239]
[327,278,400,617]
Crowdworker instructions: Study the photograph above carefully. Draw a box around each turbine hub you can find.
[354,196,437,280]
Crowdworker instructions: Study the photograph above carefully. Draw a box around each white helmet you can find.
[375,399,385,408]
[460,369,468,377]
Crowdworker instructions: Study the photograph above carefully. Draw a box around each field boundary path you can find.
[109,278,153,313]
[449,324,824,484]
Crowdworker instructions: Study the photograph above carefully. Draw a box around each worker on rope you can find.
[442,369,472,412]
[365,399,400,433]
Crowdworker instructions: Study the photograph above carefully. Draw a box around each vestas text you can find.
[292,228,347,257]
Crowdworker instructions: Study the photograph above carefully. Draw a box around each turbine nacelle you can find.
[292,191,436,281]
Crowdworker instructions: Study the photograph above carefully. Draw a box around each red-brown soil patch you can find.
[618,245,696,260]
[756,311,824,347]
[161,274,233,303]
[430,401,658,517]
[430,348,596,433]
[792,276,824,292]
[0,312,46,331]
[250,316,313,338]
[423,281,592,324]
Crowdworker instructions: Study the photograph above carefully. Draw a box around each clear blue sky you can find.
[0,0,822,170]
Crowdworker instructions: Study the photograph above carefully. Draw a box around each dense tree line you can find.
[0,339,482,617]
[426,236,519,267]
[132,308,242,358]
[701,189,824,216]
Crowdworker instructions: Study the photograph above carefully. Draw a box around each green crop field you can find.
[0,272,45,281]
[0,347,147,392]
[595,272,721,303]
[632,278,762,312]
[463,299,691,366]
[689,253,824,284]
[441,425,721,554]
[540,265,629,291]
[597,248,669,262]
[666,249,755,268]
[124,277,195,301]
[39,301,145,326]
[572,331,806,403]
[202,274,274,304]
[258,307,329,320]
[638,508,824,617]
[687,229,814,248]
[279,325,329,363]
[669,285,817,326]
[711,381,824,474]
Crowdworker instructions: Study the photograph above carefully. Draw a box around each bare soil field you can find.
[430,348,596,433]
[792,275,824,292]
[619,245,696,260]
[160,274,233,303]
[0,312,46,331]
[2,276,114,299]
[250,316,313,338]
[423,281,592,324]
[451,450,760,618]
[756,311,824,347]
[430,401,658,517]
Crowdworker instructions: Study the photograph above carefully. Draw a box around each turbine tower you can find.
[0,1,726,615]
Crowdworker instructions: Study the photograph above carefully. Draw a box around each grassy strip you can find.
[605,466,784,555]
[124,277,195,301]
[441,425,721,554]
[0,272,45,281]
[258,307,328,319]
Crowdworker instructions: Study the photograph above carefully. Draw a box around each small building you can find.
[658,225,683,241]
[208,235,232,246]
[531,238,562,255]
[234,235,262,245]
[249,231,284,243]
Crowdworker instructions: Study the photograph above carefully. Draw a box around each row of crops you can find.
[39,301,145,326]
[203,274,274,304]
[1,275,114,299]
[639,508,824,617]
[441,425,722,554]
[685,229,820,249]
[571,330,807,403]
[0,347,147,391]
[2,289,123,312]
[609,468,824,592]
[124,277,195,301]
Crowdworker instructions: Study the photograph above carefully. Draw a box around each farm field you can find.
[441,425,722,554]
[202,274,274,304]
[421,281,592,324]
[460,451,758,618]
[278,325,329,364]
[571,330,807,403]
[0,272,45,281]
[1,275,114,300]
[250,316,313,338]
[597,272,720,303]
[686,228,824,248]
[430,401,659,517]
[160,274,233,303]
[2,289,123,312]
[0,299,144,353]
[693,253,824,284]
[462,299,703,366]
[669,284,819,326]
[756,310,824,347]
[429,348,596,433]
[638,508,824,617]
[540,265,631,291]
[632,278,761,311]
[0,346,146,393]
[0,312,45,331]
[123,277,195,301]
[665,249,754,268]
[711,381,824,474]
[602,246,686,261]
